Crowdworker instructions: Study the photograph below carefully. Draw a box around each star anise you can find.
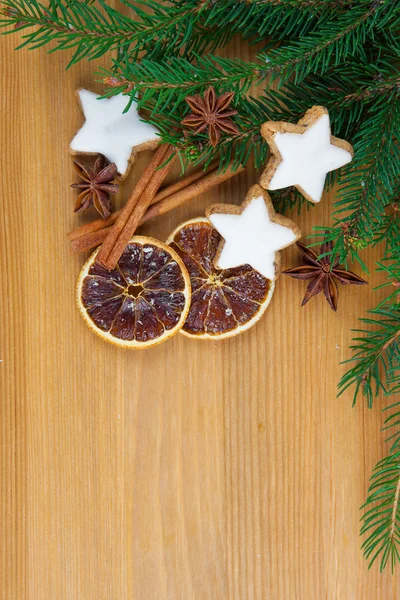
[283,239,368,311]
[71,154,119,219]
[181,86,239,147]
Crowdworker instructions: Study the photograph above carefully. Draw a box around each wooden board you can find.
[1,21,399,600]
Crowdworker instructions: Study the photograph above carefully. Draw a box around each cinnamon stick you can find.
[96,144,175,269]
[140,163,244,224]
[67,162,219,245]
[68,161,245,255]
[151,161,218,204]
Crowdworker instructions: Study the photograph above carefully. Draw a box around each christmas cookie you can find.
[259,106,353,203]
[206,184,301,281]
[76,237,191,348]
[70,89,160,179]
[167,217,275,339]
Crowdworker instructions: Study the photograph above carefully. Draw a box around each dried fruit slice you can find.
[77,236,191,348]
[167,218,275,340]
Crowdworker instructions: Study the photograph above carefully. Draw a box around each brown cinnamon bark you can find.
[96,144,175,269]
[140,164,244,224]
[150,161,218,204]
[68,161,245,255]
[67,162,219,245]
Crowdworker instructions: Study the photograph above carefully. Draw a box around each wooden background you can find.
[1,15,399,600]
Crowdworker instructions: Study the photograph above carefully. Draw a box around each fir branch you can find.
[319,91,400,264]
[0,0,332,66]
[373,252,400,310]
[202,0,328,43]
[257,43,400,135]
[258,0,399,87]
[1,0,141,62]
[342,78,400,105]
[101,54,263,102]
[382,403,400,454]
[339,200,400,572]
[361,449,400,572]
[338,307,400,408]
[361,394,400,572]
[102,49,400,111]
[242,0,352,5]
[374,202,400,261]
[389,369,400,396]
[0,0,216,65]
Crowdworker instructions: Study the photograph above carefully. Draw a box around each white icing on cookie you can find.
[70,89,159,176]
[208,195,298,280]
[267,113,352,202]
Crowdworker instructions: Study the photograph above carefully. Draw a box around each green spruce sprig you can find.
[338,307,400,408]
[362,400,400,572]
[0,0,339,66]
[259,0,395,87]
[0,0,225,65]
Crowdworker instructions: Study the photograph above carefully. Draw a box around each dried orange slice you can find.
[167,218,275,340]
[77,236,191,348]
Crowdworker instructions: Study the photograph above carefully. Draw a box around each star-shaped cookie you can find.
[259,106,353,203]
[206,184,301,281]
[70,89,160,179]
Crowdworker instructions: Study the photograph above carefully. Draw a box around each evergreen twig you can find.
[362,400,400,572]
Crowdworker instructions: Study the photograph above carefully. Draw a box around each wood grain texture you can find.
[1,18,399,600]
